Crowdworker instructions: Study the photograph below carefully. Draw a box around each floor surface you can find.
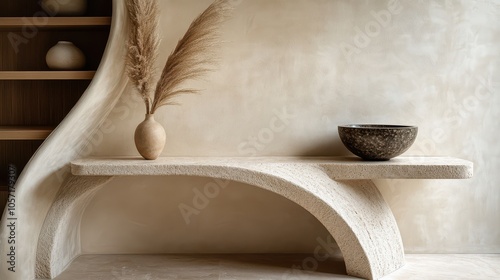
[51,254,500,280]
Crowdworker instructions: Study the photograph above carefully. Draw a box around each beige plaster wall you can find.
[82,0,500,254]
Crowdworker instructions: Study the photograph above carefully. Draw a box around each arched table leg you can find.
[319,179,405,278]
[221,164,405,279]
[35,176,113,279]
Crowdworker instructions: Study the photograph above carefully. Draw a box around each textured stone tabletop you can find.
[71,156,473,180]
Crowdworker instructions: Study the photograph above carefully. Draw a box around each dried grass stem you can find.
[126,0,232,115]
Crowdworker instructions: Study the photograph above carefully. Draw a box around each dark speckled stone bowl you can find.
[338,125,418,161]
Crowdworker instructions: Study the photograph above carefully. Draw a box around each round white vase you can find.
[41,0,87,16]
[46,41,86,70]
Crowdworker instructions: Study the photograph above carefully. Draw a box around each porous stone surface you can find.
[71,156,473,179]
[62,156,472,279]
[59,160,407,279]
[36,176,113,279]
[32,156,472,279]
[338,125,418,160]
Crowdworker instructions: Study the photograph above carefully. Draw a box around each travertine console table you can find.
[37,156,472,279]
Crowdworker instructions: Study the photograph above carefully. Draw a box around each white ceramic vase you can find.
[46,41,86,70]
[134,114,166,160]
[41,0,87,16]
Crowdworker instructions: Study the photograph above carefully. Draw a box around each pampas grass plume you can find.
[126,0,232,114]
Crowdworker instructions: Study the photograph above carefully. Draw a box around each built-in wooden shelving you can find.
[0,71,95,80]
[0,126,54,140]
[0,17,111,28]
[0,0,112,216]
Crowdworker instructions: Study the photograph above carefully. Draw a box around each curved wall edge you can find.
[0,1,129,279]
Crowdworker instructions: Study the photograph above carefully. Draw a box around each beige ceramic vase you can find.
[41,0,87,16]
[134,114,166,160]
[46,41,86,70]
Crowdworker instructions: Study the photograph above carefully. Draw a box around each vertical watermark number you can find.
[6,165,17,273]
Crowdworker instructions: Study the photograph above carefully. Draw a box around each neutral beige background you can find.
[82,0,499,254]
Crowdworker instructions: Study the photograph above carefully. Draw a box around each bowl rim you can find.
[338,124,418,129]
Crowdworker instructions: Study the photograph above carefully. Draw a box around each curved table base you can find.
[36,164,404,279]
[36,176,113,279]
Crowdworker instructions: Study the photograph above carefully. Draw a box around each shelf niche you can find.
[0,29,110,71]
[0,0,112,17]
[0,0,112,219]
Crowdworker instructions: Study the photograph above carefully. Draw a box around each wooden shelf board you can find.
[0,126,54,140]
[0,17,111,28]
[0,71,95,80]
[0,186,8,192]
